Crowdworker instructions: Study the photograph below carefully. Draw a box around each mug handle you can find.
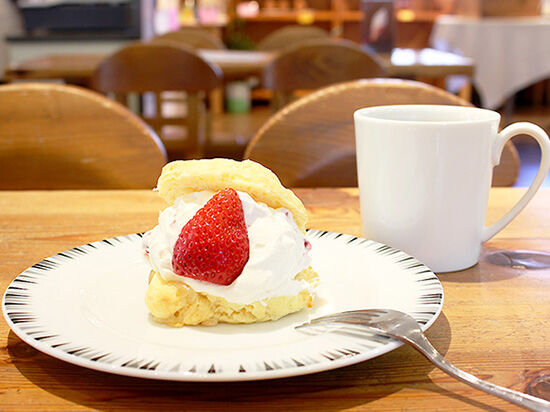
[482,122,550,242]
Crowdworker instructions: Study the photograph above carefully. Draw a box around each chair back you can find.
[257,25,329,51]
[152,29,226,49]
[92,42,222,159]
[0,83,166,189]
[245,79,520,187]
[262,39,386,109]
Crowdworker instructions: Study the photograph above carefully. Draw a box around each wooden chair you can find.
[92,42,222,160]
[245,79,520,187]
[257,25,329,51]
[151,30,226,117]
[0,83,167,189]
[151,29,226,50]
[262,39,386,109]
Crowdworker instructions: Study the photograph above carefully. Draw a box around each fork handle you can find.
[401,331,550,411]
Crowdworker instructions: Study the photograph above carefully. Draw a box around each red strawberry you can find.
[172,188,249,285]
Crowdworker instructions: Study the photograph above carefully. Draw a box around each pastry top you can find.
[157,159,308,232]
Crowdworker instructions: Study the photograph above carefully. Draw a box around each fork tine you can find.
[296,309,383,328]
[295,317,386,333]
[364,309,389,315]
[307,310,377,323]
[323,309,385,319]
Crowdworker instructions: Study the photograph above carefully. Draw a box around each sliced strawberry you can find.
[172,188,249,285]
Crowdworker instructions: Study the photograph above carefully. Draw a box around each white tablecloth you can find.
[431,15,550,109]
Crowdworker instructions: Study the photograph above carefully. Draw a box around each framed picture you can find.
[361,0,395,53]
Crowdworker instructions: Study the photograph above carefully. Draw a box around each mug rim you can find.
[354,104,501,125]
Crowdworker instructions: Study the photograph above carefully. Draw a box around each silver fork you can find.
[296,309,550,412]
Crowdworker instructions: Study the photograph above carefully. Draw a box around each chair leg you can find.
[209,88,224,115]
[187,93,205,159]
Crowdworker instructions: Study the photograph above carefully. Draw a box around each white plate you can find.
[3,230,443,382]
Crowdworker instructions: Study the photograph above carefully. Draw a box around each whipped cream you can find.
[143,191,312,304]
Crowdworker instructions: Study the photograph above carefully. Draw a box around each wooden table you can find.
[1,188,548,410]
[4,48,473,84]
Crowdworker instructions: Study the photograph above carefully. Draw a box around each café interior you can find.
[1,0,550,188]
[1,0,550,410]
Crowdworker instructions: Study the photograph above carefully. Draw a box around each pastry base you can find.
[145,267,318,326]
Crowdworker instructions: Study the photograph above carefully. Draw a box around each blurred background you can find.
[2,0,550,188]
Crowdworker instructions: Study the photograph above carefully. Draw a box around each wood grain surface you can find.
[257,25,330,51]
[1,188,549,411]
[261,39,386,109]
[0,83,167,190]
[152,29,227,50]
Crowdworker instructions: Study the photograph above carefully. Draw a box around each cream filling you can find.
[143,191,313,304]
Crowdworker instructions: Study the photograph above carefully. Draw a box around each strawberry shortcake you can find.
[143,159,318,326]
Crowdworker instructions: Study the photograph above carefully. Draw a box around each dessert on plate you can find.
[143,158,318,326]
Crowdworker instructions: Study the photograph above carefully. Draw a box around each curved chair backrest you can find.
[262,39,386,109]
[257,25,329,51]
[0,83,167,189]
[263,39,385,92]
[152,29,226,50]
[92,42,221,93]
[92,42,222,159]
[245,79,519,187]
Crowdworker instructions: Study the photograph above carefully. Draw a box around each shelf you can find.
[241,10,334,22]
[179,21,229,28]
[240,10,363,23]
[239,8,447,25]
[338,10,363,22]
[396,9,445,23]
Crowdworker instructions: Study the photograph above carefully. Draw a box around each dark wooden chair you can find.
[151,29,226,50]
[151,30,226,124]
[92,42,222,160]
[262,39,386,109]
[0,83,166,189]
[245,79,520,187]
[257,25,330,51]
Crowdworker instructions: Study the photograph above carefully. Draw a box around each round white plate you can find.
[3,230,443,381]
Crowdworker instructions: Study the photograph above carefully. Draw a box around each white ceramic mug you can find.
[353,105,550,273]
